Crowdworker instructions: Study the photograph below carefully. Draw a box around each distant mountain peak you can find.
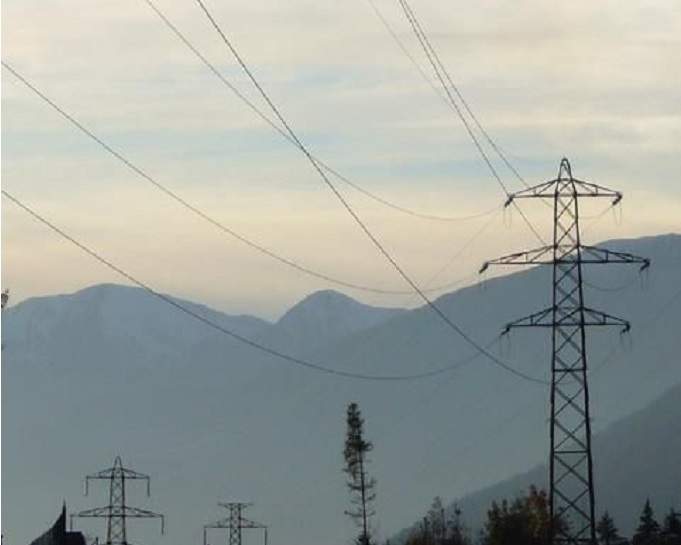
[3,282,270,357]
[279,289,364,316]
[272,289,405,352]
[277,289,402,326]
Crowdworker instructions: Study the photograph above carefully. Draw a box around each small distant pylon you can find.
[204,502,267,545]
[71,456,164,545]
[482,158,649,545]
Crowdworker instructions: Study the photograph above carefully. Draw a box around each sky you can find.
[2,3,681,545]
[2,0,681,320]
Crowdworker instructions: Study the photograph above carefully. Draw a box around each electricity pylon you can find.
[481,158,649,544]
[71,456,164,545]
[204,502,267,545]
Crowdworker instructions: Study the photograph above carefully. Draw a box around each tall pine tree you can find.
[662,509,681,544]
[633,499,660,545]
[596,511,620,545]
[343,402,376,545]
[428,496,446,545]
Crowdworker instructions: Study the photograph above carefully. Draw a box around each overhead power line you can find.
[192,0,546,385]
[1,60,482,297]
[393,0,529,188]
[2,188,523,383]
[394,0,548,245]
[364,0,451,108]
[141,0,494,224]
[395,0,512,195]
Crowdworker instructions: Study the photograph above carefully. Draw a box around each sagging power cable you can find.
[1,60,484,297]
[2,189,524,383]
[193,0,546,385]
[395,0,548,244]
[142,0,495,224]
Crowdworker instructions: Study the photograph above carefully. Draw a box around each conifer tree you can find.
[662,509,681,543]
[343,402,376,545]
[448,506,470,545]
[596,511,620,545]
[428,496,446,545]
[633,499,660,545]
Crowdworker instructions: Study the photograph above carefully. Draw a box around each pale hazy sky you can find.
[2,0,680,318]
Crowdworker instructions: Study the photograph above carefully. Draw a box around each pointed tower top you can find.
[559,157,572,180]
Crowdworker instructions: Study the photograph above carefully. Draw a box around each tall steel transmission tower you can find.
[204,502,268,545]
[481,158,649,544]
[71,456,164,545]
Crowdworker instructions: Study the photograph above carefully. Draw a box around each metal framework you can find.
[204,503,267,545]
[482,158,649,544]
[71,456,164,545]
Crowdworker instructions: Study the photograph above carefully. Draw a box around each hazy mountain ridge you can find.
[2,284,403,367]
[2,234,679,545]
[2,283,271,360]
[271,289,405,354]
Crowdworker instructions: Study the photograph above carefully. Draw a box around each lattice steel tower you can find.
[204,502,267,545]
[71,456,164,545]
[482,158,649,544]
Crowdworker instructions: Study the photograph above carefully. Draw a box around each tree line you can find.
[342,402,680,545]
[405,490,681,545]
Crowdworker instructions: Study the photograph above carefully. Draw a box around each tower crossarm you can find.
[501,308,554,333]
[72,507,164,532]
[218,502,252,510]
[85,456,152,496]
[86,469,150,479]
[86,469,150,482]
[505,180,622,205]
[205,518,231,530]
[239,518,266,530]
[581,308,631,331]
[580,246,650,268]
[71,507,113,521]
[504,158,622,207]
[480,245,650,273]
[120,507,164,534]
[502,307,630,334]
[480,245,554,272]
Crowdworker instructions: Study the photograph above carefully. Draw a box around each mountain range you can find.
[2,233,680,545]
